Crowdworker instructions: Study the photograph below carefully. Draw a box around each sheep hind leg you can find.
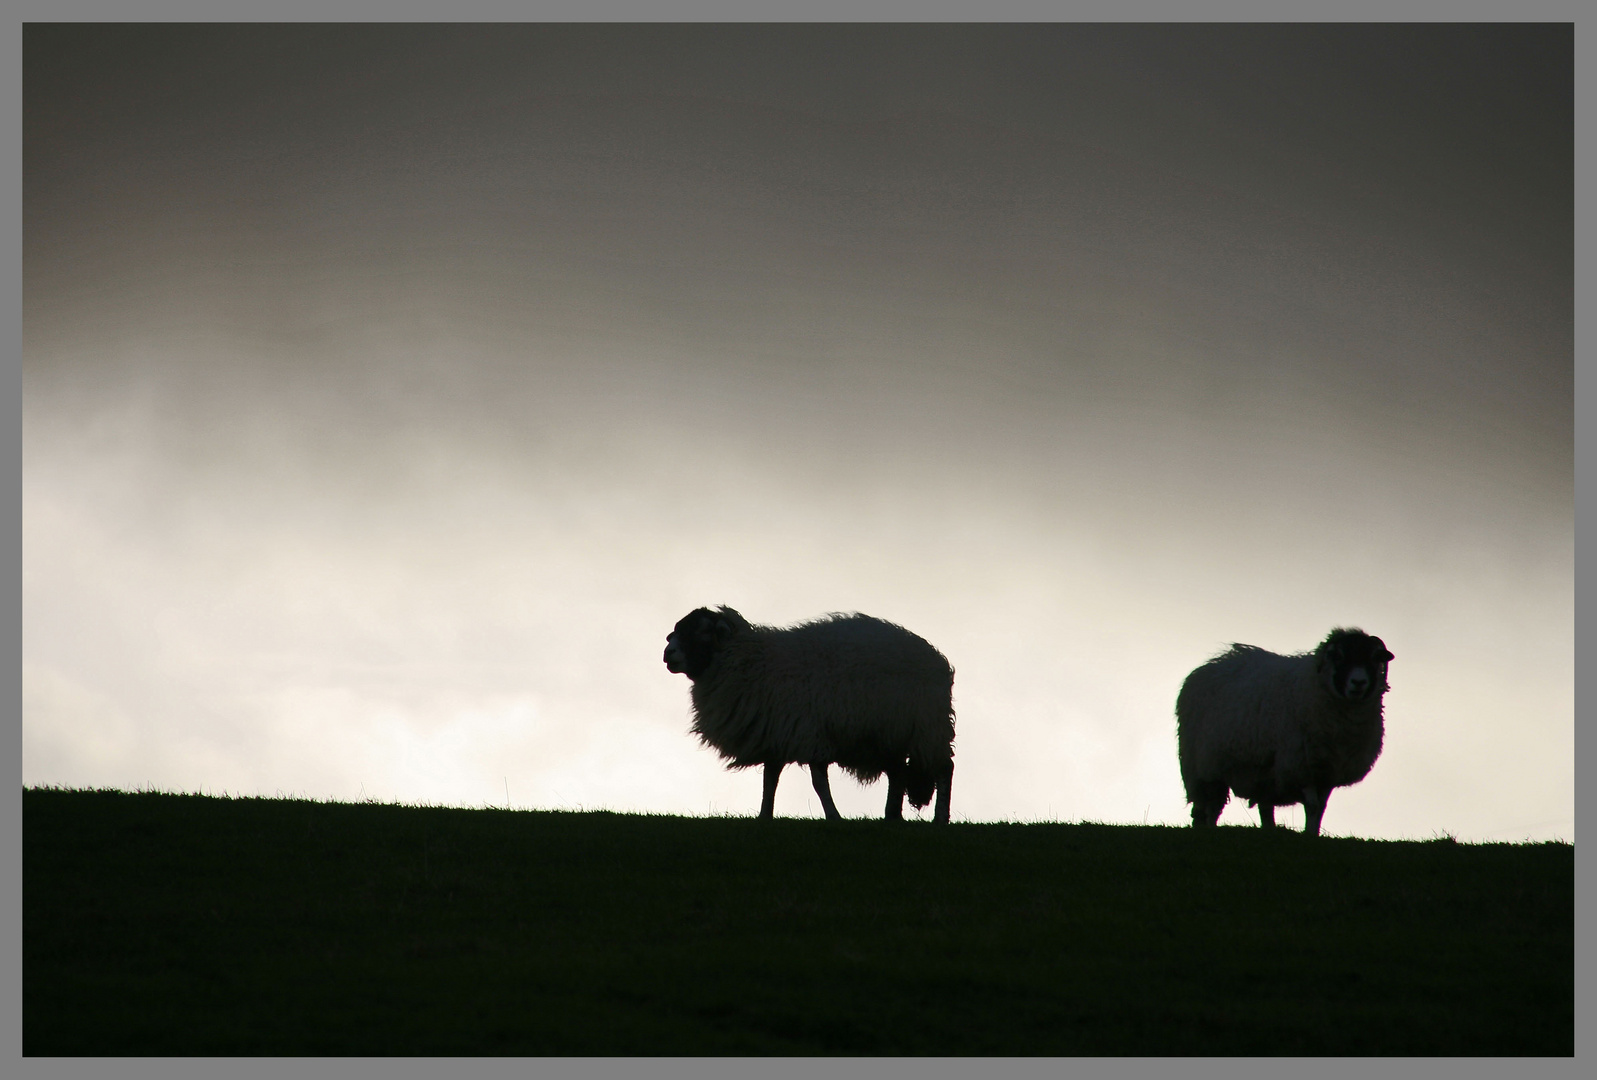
[760,762,784,820]
[1258,803,1276,829]
[809,762,843,821]
[1188,781,1225,827]
[1301,786,1328,837]
[883,767,905,822]
[933,761,953,825]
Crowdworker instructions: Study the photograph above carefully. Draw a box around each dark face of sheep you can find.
[1316,629,1394,703]
[663,607,735,682]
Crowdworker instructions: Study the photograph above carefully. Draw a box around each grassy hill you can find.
[23,787,1572,1055]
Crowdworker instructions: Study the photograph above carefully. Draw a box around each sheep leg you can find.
[933,762,953,825]
[1258,803,1276,829]
[1188,781,1225,827]
[760,762,784,820]
[884,767,905,821]
[809,762,843,821]
[1302,786,1329,837]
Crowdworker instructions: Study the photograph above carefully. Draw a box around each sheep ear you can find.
[1380,648,1394,662]
[713,616,736,641]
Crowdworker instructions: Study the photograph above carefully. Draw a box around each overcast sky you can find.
[23,24,1572,839]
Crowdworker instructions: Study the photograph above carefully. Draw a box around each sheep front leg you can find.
[809,762,843,821]
[1302,786,1328,837]
[760,761,784,819]
[1258,803,1276,829]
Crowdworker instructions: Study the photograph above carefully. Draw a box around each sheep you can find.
[1176,627,1393,836]
[663,606,956,823]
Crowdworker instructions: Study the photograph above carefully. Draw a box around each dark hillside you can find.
[23,788,1572,1055]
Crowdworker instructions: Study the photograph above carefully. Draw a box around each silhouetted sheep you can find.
[1176,627,1393,836]
[664,606,955,823]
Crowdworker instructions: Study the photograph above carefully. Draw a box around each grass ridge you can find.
[24,787,1572,1055]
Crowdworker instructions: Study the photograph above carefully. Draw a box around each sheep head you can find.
[663,606,748,681]
[1314,628,1394,703]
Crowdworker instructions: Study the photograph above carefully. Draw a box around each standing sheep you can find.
[1176,627,1393,836]
[663,606,956,823]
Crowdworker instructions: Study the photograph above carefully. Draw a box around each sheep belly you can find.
[1182,709,1307,804]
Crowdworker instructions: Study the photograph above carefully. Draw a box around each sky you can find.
[22,24,1572,840]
